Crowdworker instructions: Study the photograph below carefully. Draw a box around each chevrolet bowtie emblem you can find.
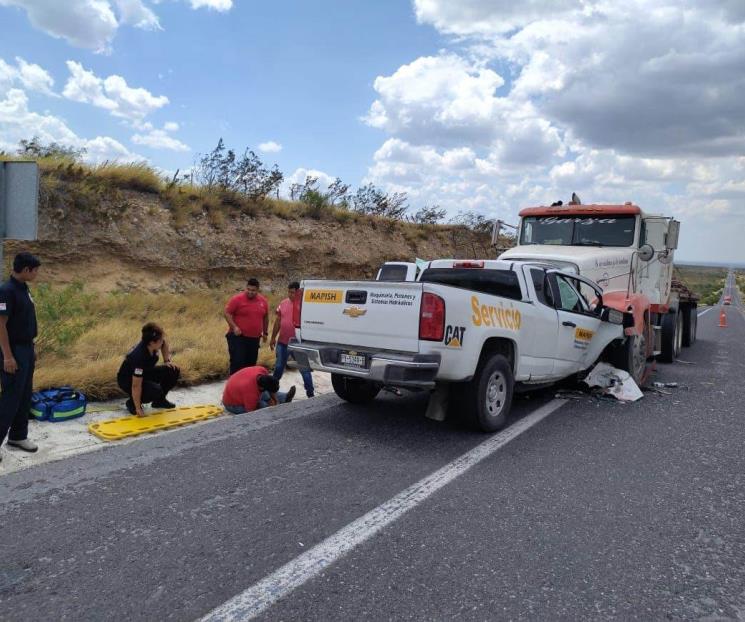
[343,306,367,318]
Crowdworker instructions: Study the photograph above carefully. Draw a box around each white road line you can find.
[698,307,713,317]
[200,398,568,622]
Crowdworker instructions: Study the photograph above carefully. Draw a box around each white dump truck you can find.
[289,259,629,432]
[499,200,698,382]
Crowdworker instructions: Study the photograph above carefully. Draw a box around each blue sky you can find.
[0,1,444,185]
[1,0,744,263]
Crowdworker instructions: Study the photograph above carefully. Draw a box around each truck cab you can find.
[500,201,697,380]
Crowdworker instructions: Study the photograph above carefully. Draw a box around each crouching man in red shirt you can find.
[222,366,296,414]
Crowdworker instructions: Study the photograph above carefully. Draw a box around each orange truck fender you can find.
[602,291,650,336]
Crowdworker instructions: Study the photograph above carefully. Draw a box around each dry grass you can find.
[90,162,163,193]
[33,286,280,400]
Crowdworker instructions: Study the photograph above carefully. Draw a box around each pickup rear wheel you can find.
[331,374,381,404]
[461,354,514,433]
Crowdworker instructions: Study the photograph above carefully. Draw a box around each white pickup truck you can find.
[289,259,629,432]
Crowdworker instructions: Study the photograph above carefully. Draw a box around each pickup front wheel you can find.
[331,374,381,404]
[461,354,514,432]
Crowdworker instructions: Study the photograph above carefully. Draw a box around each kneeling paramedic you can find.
[117,323,180,417]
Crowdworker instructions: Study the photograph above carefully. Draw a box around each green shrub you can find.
[33,282,96,356]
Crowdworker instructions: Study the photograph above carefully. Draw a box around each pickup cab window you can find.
[420,268,523,301]
[554,275,591,314]
[377,264,411,281]
[530,268,554,307]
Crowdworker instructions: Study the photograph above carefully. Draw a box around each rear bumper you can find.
[289,340,441,389]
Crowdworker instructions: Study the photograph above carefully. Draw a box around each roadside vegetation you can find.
[676,265,727,306]
[2,137,505,246]
[735,271,745,300]
[32,283,281,400]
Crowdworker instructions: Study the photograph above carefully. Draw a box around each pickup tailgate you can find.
[299,280,423,352]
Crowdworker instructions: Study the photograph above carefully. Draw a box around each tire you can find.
[331,373,381,404]
[608,330,647,384]
[660,311,682,363]
[682,306,697,347]
[460,354,514,433]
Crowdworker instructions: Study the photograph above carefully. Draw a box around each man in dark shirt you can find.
[117,322,180,417]
[0,252,41,460]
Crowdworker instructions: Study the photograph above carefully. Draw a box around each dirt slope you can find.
[6,182,493,292]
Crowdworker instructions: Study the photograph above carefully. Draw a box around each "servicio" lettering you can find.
[471,295,522,331]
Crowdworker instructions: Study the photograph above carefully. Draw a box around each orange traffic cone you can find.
[719,309,728,327]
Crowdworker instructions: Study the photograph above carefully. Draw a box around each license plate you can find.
[340,352,366,368]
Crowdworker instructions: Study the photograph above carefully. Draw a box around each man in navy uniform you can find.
[0,252,41,461]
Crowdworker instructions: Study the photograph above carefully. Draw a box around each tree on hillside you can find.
[193,139,283,199]
[289,176,319,201]
[449,210,493,233]
[17,137,85,160]
[411,204,446,225]
[326,177,350,208]
[352,183,409,220]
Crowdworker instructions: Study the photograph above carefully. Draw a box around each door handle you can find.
[562,321,577,327]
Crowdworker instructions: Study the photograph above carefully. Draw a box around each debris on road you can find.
[583,363,644,402]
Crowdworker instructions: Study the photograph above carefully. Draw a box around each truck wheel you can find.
[331,374,381,404]
[609,331,647,384]
[682,306,697,347]
[461,354,514,433]
[660,311,682,363]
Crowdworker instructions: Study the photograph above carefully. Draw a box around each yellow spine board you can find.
[88,405,224,441]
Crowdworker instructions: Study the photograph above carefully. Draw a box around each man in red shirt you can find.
[222,366,296,414]
[224,277,269,374]
[270,281,314,397]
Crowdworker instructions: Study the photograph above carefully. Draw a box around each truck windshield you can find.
[520,215,636,247]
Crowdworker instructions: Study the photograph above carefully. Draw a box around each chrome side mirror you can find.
[637,244,655,262]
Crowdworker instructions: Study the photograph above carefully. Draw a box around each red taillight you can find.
[419,293,445,341]
[293,288,303,328]
[453,260,484,269]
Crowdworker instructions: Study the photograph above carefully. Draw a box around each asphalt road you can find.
[2,283,745,621]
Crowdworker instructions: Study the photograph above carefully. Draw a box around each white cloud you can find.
[1,0,122,52]
[362,1,745,261]
[132,127,189,151]
[0,0,231,51]
[190,0,232,10]
[0,56,56,97]
[258,140,282,154]
[103,73,169,121]
[364,54,506,148]
[62,61,168,122]
[414,0,580,36]
[163,121,179,132]
[114,0,159,30]
[62,61,116,110]
[0,87,142,163]
[15,57,56,96]
[413,0,745,158]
